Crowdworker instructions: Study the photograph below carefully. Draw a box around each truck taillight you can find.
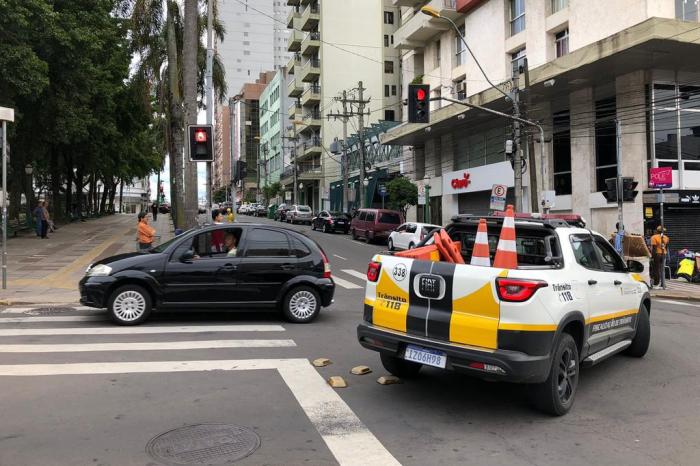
[496,278,548,302]
[367,261,381,282]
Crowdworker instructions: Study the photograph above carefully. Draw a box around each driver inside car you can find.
[224,232,238,257]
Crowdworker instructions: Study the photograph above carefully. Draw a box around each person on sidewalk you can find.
[137,212,156,251]
[39,201,50,239]
[151,202,158,221]
[44,201,56,233]
[651,226,670,288]
[33,201,43,237]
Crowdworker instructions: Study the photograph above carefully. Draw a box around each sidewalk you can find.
[650,278,700,301]
[0,213,173,305]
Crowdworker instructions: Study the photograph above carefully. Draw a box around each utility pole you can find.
[523,58,539,213]
[615,119,624,234]
[327,90,350,212]
[357,81,368,209]
[205,0,214,213]
[511,69,523,213]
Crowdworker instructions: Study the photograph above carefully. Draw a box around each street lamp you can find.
[24,164,33,175]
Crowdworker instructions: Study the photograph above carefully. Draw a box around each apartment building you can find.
[383,0,700,249]
[213,102,231,194]
[283,0,402,211]
[259,68,290,192]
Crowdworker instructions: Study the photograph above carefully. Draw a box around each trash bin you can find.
[268,205,278,219]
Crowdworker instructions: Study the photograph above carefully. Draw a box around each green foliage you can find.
[262,182,282,202]
[387,177,418,218]
[410,75,424,85]
[213,186,227,203]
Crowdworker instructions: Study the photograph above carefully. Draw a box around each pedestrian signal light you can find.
[408,84,430,124]
[187,124,213,162]
[622,177,639,202]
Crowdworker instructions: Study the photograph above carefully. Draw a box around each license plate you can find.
[404,344,446,368]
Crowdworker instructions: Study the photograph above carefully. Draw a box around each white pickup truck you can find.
[357,214,651,415]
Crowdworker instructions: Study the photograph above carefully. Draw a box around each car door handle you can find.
[280,264,295,271]
[588,279,598,286]
[614,280,622,285]
[220,263,238,271]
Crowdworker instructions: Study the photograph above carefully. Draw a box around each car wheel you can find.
[282,286,321,323]
[387,238,394,251]
[344,228,349,235]
[408,242,416,250]
[108,285,152,325]
[323,223,329,233]
[531,333,579,416]
[312,221,317,231]
[624,303,650,357]
[351,229,358,240]
[380,352,422,378]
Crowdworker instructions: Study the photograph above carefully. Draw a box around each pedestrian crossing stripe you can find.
[332,275,362,289]
[0,324,285,336]
[341,269,367,281]
[0,339,296,353]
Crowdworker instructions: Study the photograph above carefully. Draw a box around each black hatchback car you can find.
[312,211,350,234]
[80,224,335,325]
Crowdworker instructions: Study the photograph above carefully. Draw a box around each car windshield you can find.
[379,212,401,224]
[150,229,195,253]
[298,206,311,212]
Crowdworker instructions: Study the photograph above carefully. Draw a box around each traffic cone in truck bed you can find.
[471,218,491,267]
[493,205,518,269]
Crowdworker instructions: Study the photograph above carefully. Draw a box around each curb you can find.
[650,292,700,302]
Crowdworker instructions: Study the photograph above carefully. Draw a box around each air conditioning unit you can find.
[455,81,467,100]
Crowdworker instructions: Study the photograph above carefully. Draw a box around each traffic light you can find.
[602,177,618,203]
[187,124,213,162]
[622,177,639,201]
[408,84,430,123]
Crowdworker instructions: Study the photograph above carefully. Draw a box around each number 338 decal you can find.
[392,264,407,281]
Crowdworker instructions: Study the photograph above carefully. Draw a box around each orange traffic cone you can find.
[470,218,491,267]
[493,205,518,269]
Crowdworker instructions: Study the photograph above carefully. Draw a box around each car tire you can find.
[282,286,321,323]
[344,228,349,235]
[108,284,152,326]
[531,333,579,416]
[388,238,394,251]
[312,222,316,231]
[323,223,329,233]
[380,352,422,378]
[408,242,416,250]
[351,229,358,240]
[624,303,650,358]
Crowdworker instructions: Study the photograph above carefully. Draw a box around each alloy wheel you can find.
[288,290,317,320]
[112,290,146,322]
[557,347,577,405]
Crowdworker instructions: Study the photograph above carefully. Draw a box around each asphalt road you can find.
[1,215,699,465]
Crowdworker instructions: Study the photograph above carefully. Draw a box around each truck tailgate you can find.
[366,254,506,350]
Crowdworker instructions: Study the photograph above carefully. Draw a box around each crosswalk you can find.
[0,308,398,465]
[333,268,367,290]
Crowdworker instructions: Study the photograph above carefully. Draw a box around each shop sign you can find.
[642,192,680,204]
[649,167,673,189]
[644,207,654,218]
[451,172,471,190]
[680,193,700,204]
[442,161,514,196]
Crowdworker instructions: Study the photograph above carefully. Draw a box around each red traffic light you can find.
[416,88,427,101]
[194,129,207,143]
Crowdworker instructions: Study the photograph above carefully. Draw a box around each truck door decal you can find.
[372,266,410,332]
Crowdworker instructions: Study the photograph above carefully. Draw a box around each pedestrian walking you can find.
[151,202,158,221]
[137,211,156,251]
[43,201,56,233]
[226,207,235,223]
[39,201,50,239]
[33,201,43,237]
[650,226,669,288]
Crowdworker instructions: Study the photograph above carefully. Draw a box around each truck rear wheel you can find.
[531,333,579,416]
[380,353,422,378]
[624,303,650,358]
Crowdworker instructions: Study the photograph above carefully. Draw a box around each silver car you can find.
[286,205,313,225]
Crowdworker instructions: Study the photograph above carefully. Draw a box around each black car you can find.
[276,203,290,221]
[80,224,335,325]
[312,211,350,234]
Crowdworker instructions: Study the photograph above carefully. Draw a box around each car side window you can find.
[396,224,407,232]
[290,237,311,258]
[366,212,376,222]
[593,236,625,272]
[243,228,291,257]
[358,211,367,221]
[406,224,417,233]
[570,234,601,270]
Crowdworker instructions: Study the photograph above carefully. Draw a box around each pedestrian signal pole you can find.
[0,106,14,290]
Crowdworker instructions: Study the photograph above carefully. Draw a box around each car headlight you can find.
[86,264,112,277]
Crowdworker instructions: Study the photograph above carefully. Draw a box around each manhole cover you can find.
[146,424,260,465]
[28,307,75,315]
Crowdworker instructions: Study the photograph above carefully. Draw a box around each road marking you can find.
[0,308,34,314]
[332,276,362,290]
[0,339,296,353]
[333,254,347,260]
[0,324,285,337]
[0,316,104,323]
[341,269,367,281]
[656,299,700,308]
[0,358,399,465]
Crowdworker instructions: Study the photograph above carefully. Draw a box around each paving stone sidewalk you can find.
[0,212,173,305]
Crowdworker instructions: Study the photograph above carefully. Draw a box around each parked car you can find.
[312,211,350,234]
[350,208,403,244]
[286,205,313,225]
[256,204,268,217]
[237,204,249,214]
[276,203,290,221]
[388,222,441,251]
[358,213,650,415]
[80,223,335,325]
[158,203,171,214]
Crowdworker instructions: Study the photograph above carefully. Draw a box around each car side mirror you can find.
[627,260,644,273]
[180,250,194,263]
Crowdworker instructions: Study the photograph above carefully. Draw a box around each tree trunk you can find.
[99,178,109,214]
[50,150,62,221]
[119,180,124,213]
[64,154,73,220]
[182,0,199,228]
[107,178,117,213]
[75,165,84,220]
[167,2,185,229]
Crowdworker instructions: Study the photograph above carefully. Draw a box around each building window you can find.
[384,110,395,121]
[676,0,700,21]
[384,60,394,73]
[595,97,617,192]
[552,111,572,195]
[551,0,569,14]
[454,25,466,67]
[555,28,569,57]
[435,40,441,68]
[384,11,394,24]
[384,34,389,47]
[453,77,466,100]
[391,85,397,96]
[510,0,525,35]
[510,48,526,77]
[384,85,390,97]
[391,35,394,45]
[651,83,700,167]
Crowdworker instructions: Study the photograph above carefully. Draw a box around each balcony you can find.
[394,0,459,49]
[287,77,303,97]
[300,84,321,106]
[300,111,321,134]
[287,30,303,52]
[287,8,300,28]
[287,54,301,74]
[299,57,321,83]
[299,137,322,159]
[300,3,320,32]
[288,102,302,121]
[301,31,320,56]
[297,161,323,180]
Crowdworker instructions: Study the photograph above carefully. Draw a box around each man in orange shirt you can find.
[650,226,669,288]
[137,212,156,251]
